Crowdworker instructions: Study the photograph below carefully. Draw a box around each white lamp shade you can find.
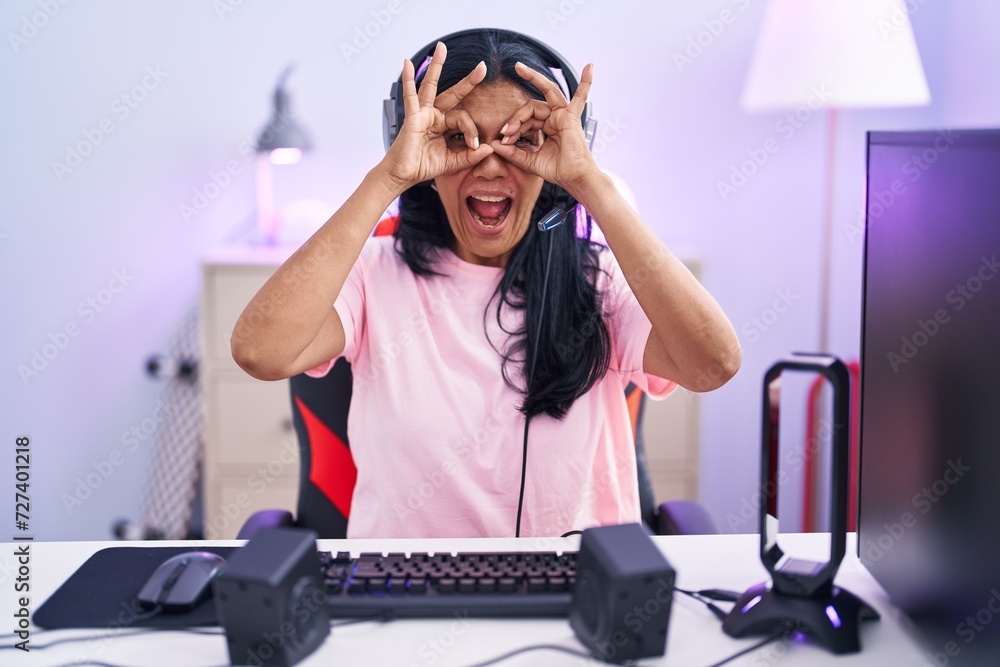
[741,0,931,111]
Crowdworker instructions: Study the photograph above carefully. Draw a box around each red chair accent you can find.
[803,359,861,532]
[296,396,356,519]
[373,215,399,237]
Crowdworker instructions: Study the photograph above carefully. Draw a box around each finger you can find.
[489,139,537,173]
[566,62,593,120]
[514,61,568,109]
[500,100,550,142]
[444,143,495,174]
[503,121,546,148]
[417,42,447,107]
[435,61,486,112]
[444,109,480,150]
[401,58,419,118]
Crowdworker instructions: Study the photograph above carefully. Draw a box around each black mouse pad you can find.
[35,546,238,629]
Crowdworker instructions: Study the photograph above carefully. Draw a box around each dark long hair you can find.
[395,29,611,420]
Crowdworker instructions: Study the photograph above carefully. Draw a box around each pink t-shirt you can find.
[307,236,675,538]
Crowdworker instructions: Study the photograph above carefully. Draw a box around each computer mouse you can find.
[137,551,227,612]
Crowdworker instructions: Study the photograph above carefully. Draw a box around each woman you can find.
[232,29,741,539]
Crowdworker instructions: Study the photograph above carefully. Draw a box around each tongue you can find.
[469,198,508,220]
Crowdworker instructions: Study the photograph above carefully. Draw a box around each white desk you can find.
[12,533,932,666]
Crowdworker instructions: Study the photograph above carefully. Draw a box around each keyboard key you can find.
[458,578,477,593]
[438,578,457,593]
[527,577,547,593]
[409,577,427,594]
[498,577,518,593]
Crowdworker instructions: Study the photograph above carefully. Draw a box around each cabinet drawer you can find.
[205,374,297,468]
[204,477,298,539]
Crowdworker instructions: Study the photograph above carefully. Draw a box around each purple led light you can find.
[415,56,432,80]
[825,604,842,629]
[741,595,762,614]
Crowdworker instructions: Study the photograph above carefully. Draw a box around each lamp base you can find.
[722,582,880,655]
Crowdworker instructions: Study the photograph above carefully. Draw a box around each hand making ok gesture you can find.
[489,61,598,195]
[382,41,496,189]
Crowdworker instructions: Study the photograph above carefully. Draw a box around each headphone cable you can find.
[515,215,558,537]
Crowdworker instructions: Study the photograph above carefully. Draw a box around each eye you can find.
[515,133,542,151]
[445,132,470,152]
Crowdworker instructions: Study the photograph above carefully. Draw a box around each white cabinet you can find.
[643,381,700,502]
[200,246,299,539]
[640,255,702,505]
[200,247,701,538]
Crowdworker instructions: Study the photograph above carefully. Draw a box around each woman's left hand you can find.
[488,61,599,196]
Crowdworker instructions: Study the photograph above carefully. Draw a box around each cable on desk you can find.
[331,611,394,627]
[679,587,741,602]
[674,587,731,622]
[703,628,787,667]
[3,612,389,655]
[674,588,795,667]
[0,626,223,651]
[458,643,607,667]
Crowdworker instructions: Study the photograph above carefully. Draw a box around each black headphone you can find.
[382,28,597,152]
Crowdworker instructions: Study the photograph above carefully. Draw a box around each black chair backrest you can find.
[289,359,354,538]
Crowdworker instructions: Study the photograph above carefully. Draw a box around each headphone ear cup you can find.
[383,80,405,151]
[583,117,598,152]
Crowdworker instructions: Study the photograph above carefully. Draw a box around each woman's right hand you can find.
[381,41,495,190]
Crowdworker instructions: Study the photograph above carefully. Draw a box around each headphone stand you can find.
[726,355,880,655]
[723,582,880,654]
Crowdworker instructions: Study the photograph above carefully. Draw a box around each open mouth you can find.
[466,195,512,229]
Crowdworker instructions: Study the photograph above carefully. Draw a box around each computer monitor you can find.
[859,129,1000,664]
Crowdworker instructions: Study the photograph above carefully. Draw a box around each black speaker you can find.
[214,528,330,666]
[569,523,675,663]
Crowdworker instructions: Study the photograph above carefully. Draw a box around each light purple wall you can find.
[2,0,993,539]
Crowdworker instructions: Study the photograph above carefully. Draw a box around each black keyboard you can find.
[317,550,578,618]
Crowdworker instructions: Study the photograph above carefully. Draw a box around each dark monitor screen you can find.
[859,129,1000,663]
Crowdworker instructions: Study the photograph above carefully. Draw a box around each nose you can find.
[471,151,509,180]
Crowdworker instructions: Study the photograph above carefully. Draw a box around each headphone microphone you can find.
[537,207,569,232]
